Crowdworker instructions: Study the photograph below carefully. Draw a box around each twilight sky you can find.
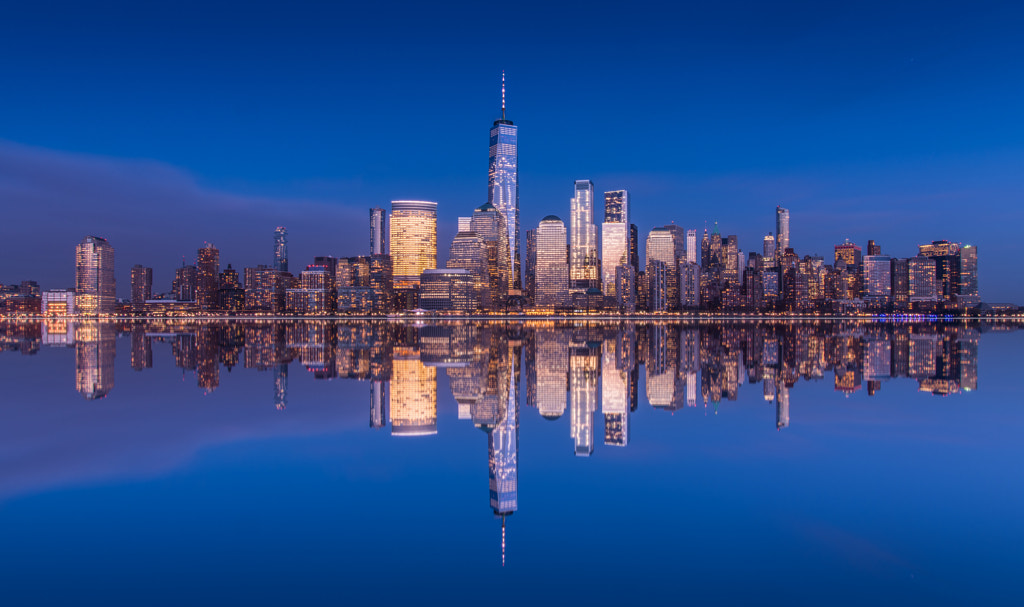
[1,0,1022,301]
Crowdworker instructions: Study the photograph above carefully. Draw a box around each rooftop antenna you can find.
[501,71,506,121]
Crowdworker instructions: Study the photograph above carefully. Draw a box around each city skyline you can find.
[1,2,1022,302]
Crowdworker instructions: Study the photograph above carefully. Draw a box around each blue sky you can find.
[1,0,1022,301]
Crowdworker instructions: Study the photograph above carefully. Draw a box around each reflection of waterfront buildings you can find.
[4,321,1001,429]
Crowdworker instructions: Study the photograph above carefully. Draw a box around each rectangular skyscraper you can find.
[601,190,630,297]
[389,200,438,290]
[75,235,116,315]
[370,207,386,255]
[570,180,599,293]
[274,227,288,273]
[488,73,520,293]
[775,206,790,257]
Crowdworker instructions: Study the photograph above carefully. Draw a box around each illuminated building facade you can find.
[418,268,478,311]
[244,265,286,312]
[535,216,569,307]
[524,229,536,305]
[471,202,510,307]
[390,347,437,436]
[75,236,116,316]
[775,206,790,259]
[274,227,288,273]
[42,289,76,316]
[908,256,938,303]
[75,322,115,399]
[569,340,599,456]
[448,231,489,308]
[370,207,386,255]
[389,200,438,290]
[488,75,520,293]
[570,180,599,293]
[862,255,892,305]
[196,244,220,311]
[131,265,152,312]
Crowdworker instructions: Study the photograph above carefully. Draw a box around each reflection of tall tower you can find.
[533,329,568,419]
[602,335,630,446]
[489,342,518,515]
[274,363,288,411]
[488,72,520,293]
[370,380,388,428]
[776,383,790,429]
[570,339,600,456]
[390,347,438,436]
[75,322,116,399]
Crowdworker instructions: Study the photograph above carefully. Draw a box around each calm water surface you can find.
[0,319,1021,606]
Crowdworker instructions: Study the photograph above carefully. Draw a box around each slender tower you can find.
[488,72,520,293]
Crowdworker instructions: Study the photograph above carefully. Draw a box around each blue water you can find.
[0,320,1021,606]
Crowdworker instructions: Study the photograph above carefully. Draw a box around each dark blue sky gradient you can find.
[1,1,1022,300]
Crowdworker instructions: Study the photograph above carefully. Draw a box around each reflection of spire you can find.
[274,363,288,411]
[501,514,506,567]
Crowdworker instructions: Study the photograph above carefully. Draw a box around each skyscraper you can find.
[389,200,438,290]
[196,243,220,311]
[601,190,630,298]
[488,72,520,292]
[370,207,386,255]
[75,235,116,315]
[274,227,288,273]
[130,265,152,312]
[448,231,490,309]
[775,206,790,259]
[471,202,511,307]
[535,216,569,307]
[570,180,599,292]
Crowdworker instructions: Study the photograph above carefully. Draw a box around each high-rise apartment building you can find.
[569,180,599,292]
[763,233,776,265]
[775,206,790,257]
[535,216,569,307]
[130,265,152,312]
[196,244,220,311]
[862,255,892,305]
[907,256,938,303]
[601,190,631,297]
[448,231,489,309]
[389,200,438,290]
[488,73,520,292]
[686,229,698,265]
[370,208,386,255]
[75,235,116,315]
[274,227,288,273]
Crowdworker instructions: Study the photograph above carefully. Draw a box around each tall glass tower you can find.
[570,180,599,292]
[488,72,520,293]
[273,227,288,273]
[75,235,116,315]
[775,206,790,257]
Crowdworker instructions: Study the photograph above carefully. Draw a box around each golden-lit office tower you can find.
[130,265,152,313]
[535,216,569,307]
[196,243,220,311]
[389,200,438,290]
[448,231,490,309]
[75,235,116,315]
[602,336,630,447]
[75,321,115,399]
[601,191,630,297]
[470,202,510,306]
[534,329,569,419]
[646,227,685,311]
[569,180,599,293]
[775,206,790,260]
[569,340,600,457]
[390,346,437,436]
[834,239,862,298]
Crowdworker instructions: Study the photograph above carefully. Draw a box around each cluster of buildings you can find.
[0,79,998,318]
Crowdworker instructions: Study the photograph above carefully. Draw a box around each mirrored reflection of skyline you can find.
[0,318,1017,570]
[1,319,1000,426]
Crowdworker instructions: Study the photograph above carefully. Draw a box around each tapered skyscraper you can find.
[488,72,520,292]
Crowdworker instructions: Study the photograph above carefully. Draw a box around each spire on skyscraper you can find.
[501,71,506,121]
